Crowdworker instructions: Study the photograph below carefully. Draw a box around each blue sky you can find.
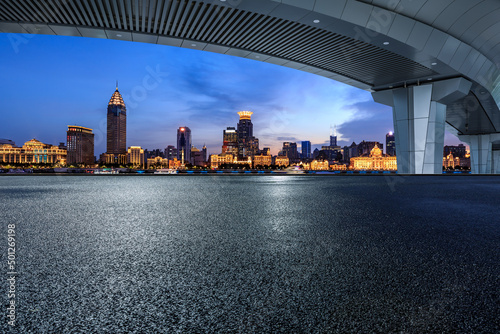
[0,33,463,156]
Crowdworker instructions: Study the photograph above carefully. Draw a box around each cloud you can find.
[276,136,298,141]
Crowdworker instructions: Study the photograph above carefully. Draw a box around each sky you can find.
[0,33,464,156]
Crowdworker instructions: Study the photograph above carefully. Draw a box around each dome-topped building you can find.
[350,143,397,171]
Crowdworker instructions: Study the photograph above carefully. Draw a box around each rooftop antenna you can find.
[330,124,333,136]
[116,80,118,90]
[334,124,337,137]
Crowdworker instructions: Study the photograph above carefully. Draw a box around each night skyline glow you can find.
[0,33,465,156]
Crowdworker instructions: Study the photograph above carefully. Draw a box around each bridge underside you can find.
[1,0,499,173]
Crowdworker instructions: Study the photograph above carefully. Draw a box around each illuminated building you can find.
[177,127,191,164]
[169,158,182,169]
[443,152,460,169]
[330,163,347,171]
[301,141,311,159]
[357,140,383,156]
[147,156,169,169]
[211,154,234,169]
[350,144,397,170]
[253,154,272,167]
[310,160,329,170]
[0,139,66,165]
[274,156,289,167]
[210,154,251,168]
[237,111,259,157]
[67,125,94,166]
[222,127,238,155]
[444,144,466,158]
[386,132,396,156]
[127,146,145,168]
[106,85,127,159]
[261,147,271,156]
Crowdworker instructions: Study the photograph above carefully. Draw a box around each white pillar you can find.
[373,78,472,174]
[459,133,500,174]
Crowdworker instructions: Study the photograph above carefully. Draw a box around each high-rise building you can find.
[282,142,299,162]
[106,86,127,158]
[165,145,177,160]
[237,111,259,157]
[67,125,94,166]
[202,144,207,162]
[386,132,396,156]
[222,127,238,155]
[330,136,337,147]
[301,141,311,159]
[177,127,191,164]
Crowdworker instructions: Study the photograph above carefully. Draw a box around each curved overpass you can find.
[1,0,499,173]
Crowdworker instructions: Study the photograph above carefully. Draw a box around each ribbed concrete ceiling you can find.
[0,0,436,88]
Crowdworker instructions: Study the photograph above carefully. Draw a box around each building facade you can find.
[107,86,127,157]
[127,146,145,168]
[282,142,299,162]
[274,156,290,167]
[350,144,397,171]
[176,127,191,164]
[443,144,466,158]
[165,145,177,160]
[67,125,94,166]
[301,141,311,159]
[0,139,67,165]
[253,154,272,167]
[236,111,259,157]
[222,127,238,155]
[386,132,396,156]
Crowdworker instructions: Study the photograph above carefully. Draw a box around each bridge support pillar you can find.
[372,78,471,174]
[458,133,500,174]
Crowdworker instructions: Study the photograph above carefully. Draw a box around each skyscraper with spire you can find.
[106,84,127,160]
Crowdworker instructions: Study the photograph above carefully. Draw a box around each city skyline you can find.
[0,33,465,156]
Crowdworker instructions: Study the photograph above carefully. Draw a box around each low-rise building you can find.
[253,154,272,167]
[0,139,67,165]
[350,144,397,171]
[274,156,289,167]
[127,146,145,168]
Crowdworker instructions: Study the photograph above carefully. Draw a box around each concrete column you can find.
[373,78,472,174]
[459,133,500,174]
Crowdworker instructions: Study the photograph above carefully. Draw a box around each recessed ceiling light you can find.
[220,0,226,2]
[313,19,320,23]
[191,43,197,47]
[427,78,433,81]
[116,34,122,37]
[383,42,389,45]
[431,62,437,66]
[255,55,260,58]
